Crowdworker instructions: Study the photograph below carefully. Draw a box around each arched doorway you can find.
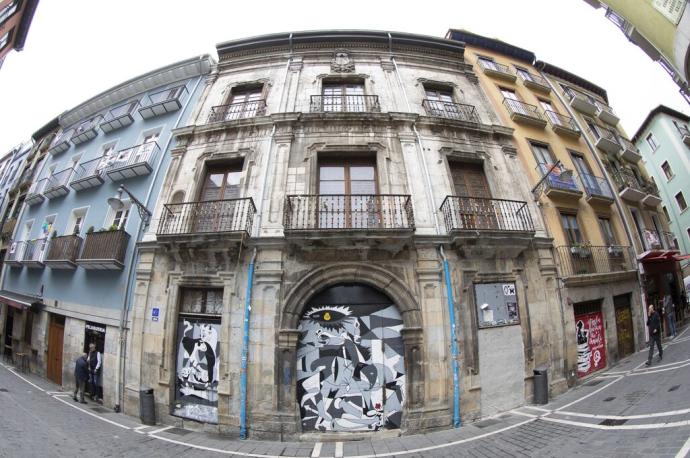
[296,283,405,432]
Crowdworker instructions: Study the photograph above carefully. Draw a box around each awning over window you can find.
[638,250,681,263]
[0,290,43,311]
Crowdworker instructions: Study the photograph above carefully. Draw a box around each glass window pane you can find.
[319,181,345,194]
[205,289,224,314]
[350,166,375,180]
[180,289,204,314]
[350,180,376,194]
[319,166,344,180]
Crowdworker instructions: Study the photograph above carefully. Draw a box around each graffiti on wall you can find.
[296,303,405,432]
[173,319,220,423]
[575,311,607,377]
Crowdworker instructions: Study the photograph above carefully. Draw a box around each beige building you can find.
[125,30,567,439]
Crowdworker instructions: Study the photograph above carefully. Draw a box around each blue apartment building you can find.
[0,55,213,405]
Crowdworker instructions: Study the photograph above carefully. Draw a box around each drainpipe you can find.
[114,70,206,412]
[439,245,461,427]
[539,70,649,343]
[239,248,257,439]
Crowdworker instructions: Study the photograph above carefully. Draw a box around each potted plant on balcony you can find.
[607,245,623,257]
[570,242,592,258]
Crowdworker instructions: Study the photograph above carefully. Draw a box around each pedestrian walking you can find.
[663,293,677,338]
[86,343,102,402]
[73,353,89,404]
[646,305,663,367]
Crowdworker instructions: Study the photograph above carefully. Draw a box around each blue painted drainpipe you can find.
[240,248,257,439]
[439,245,461,427]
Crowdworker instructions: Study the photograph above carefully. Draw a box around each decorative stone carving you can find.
[331,50,355,73]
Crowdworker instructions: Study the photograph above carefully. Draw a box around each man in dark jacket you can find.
[646,305,663,366]
[73,353,89,403]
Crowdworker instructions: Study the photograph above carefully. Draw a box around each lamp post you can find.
[107,185,152,227]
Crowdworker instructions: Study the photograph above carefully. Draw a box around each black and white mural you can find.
[296,298,405,432]
[173,318,220,423]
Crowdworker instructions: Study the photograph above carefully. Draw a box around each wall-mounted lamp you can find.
[107,185,152,227]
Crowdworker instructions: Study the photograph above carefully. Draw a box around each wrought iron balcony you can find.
[503,99,546,127]
[642,229,676,251]
[562,86,598,115]
[69,157,107,191]
[44,235,82,269]
[609,168,646,202]
[477,59,516,82]
[535,163,582,201]
[105,142,160,181]
[48,129,74,156]
[676,123,690,146]
[556,245,634,277]
[17,166,35,189]
[76,230,130,270]
[440,196,534,233]
[70,115,104,146]
[517,71,550,93]
[100,100,139,134]
[157,198,256,238]
[545,111,581,138]
[138,85,188,119]
[21,238,48,268]
[617,136,642,162]
[579,173,614,205]
[422,100,479,122]
[43,168,74,199]
[1,218,16,240]
[25,178,47,206]
[590,125,622,155]
[284,194,414,232]
[208,100,267,123]
[642,181,663,207]
[595,102,619,126]
[309,95,381,113]
[4,240,26,266]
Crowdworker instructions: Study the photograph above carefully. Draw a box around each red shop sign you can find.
[575,311,607,378]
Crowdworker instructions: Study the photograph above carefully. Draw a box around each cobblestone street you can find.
[1,326,689,457]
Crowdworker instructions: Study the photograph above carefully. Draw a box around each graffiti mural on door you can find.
[296,302,405,432]
[575,310,607,377]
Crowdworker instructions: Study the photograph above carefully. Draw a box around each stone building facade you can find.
[126,31,565,440]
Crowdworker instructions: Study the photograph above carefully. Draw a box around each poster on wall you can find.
[575,311,607,378]
[173,318,221,423]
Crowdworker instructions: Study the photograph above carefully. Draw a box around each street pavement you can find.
[2,326,690,457]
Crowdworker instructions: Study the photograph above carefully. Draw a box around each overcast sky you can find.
[0,0,688,154]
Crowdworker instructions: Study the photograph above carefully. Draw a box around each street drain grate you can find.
[474,419,500,429]
[167,428,192,436]
[603,397,616,402]
[599,419,628,426]
[585,380,604,387]
[0,388,8,392]
[668,385,681,392]
[90,407,110,414]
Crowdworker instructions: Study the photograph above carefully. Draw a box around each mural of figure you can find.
[576,319,591,374]
[296,302,405,432]
[174,319,221,423]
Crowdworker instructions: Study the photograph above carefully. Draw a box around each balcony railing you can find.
[503,99,546,127]
[595,102,620,126]
[44,168,74,199]
[139,85,188,119]
[642,229,676,251]
[641,180,663,207]
[76,230,130,270]
[610,167,646,202]
[556,245,634,277]
[105,142,160,180]
[676,123,690,146]
[25,178,47,206]
[208,100,267,123]
[440,196,534,233]
[284,194,414,231]
[4,240,27,266]
[590,125,622,155]
[563,87,598,115]
[617,136,642,162]
[477,59,516,81]
[158,198,256,237]
[536,163,581,197]
[70,115,104,146]
[309,95,381,113]
[545,111,580,137]
[21,238,48,267]
[422,100,479,122]
[579,173,614,204]
[517,71,550,92]
[100,100,139,134]
[44,235,82,269]
[48,129,74,155]
[70,157,107,191]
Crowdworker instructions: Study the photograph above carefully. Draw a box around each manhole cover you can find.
[600,418,627,426]
[167,428,192,436]
[603,397,616,402]
[90,407,110,414]
[585,380,603,387]
[668,385,681,392]
[0,388,8,392]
